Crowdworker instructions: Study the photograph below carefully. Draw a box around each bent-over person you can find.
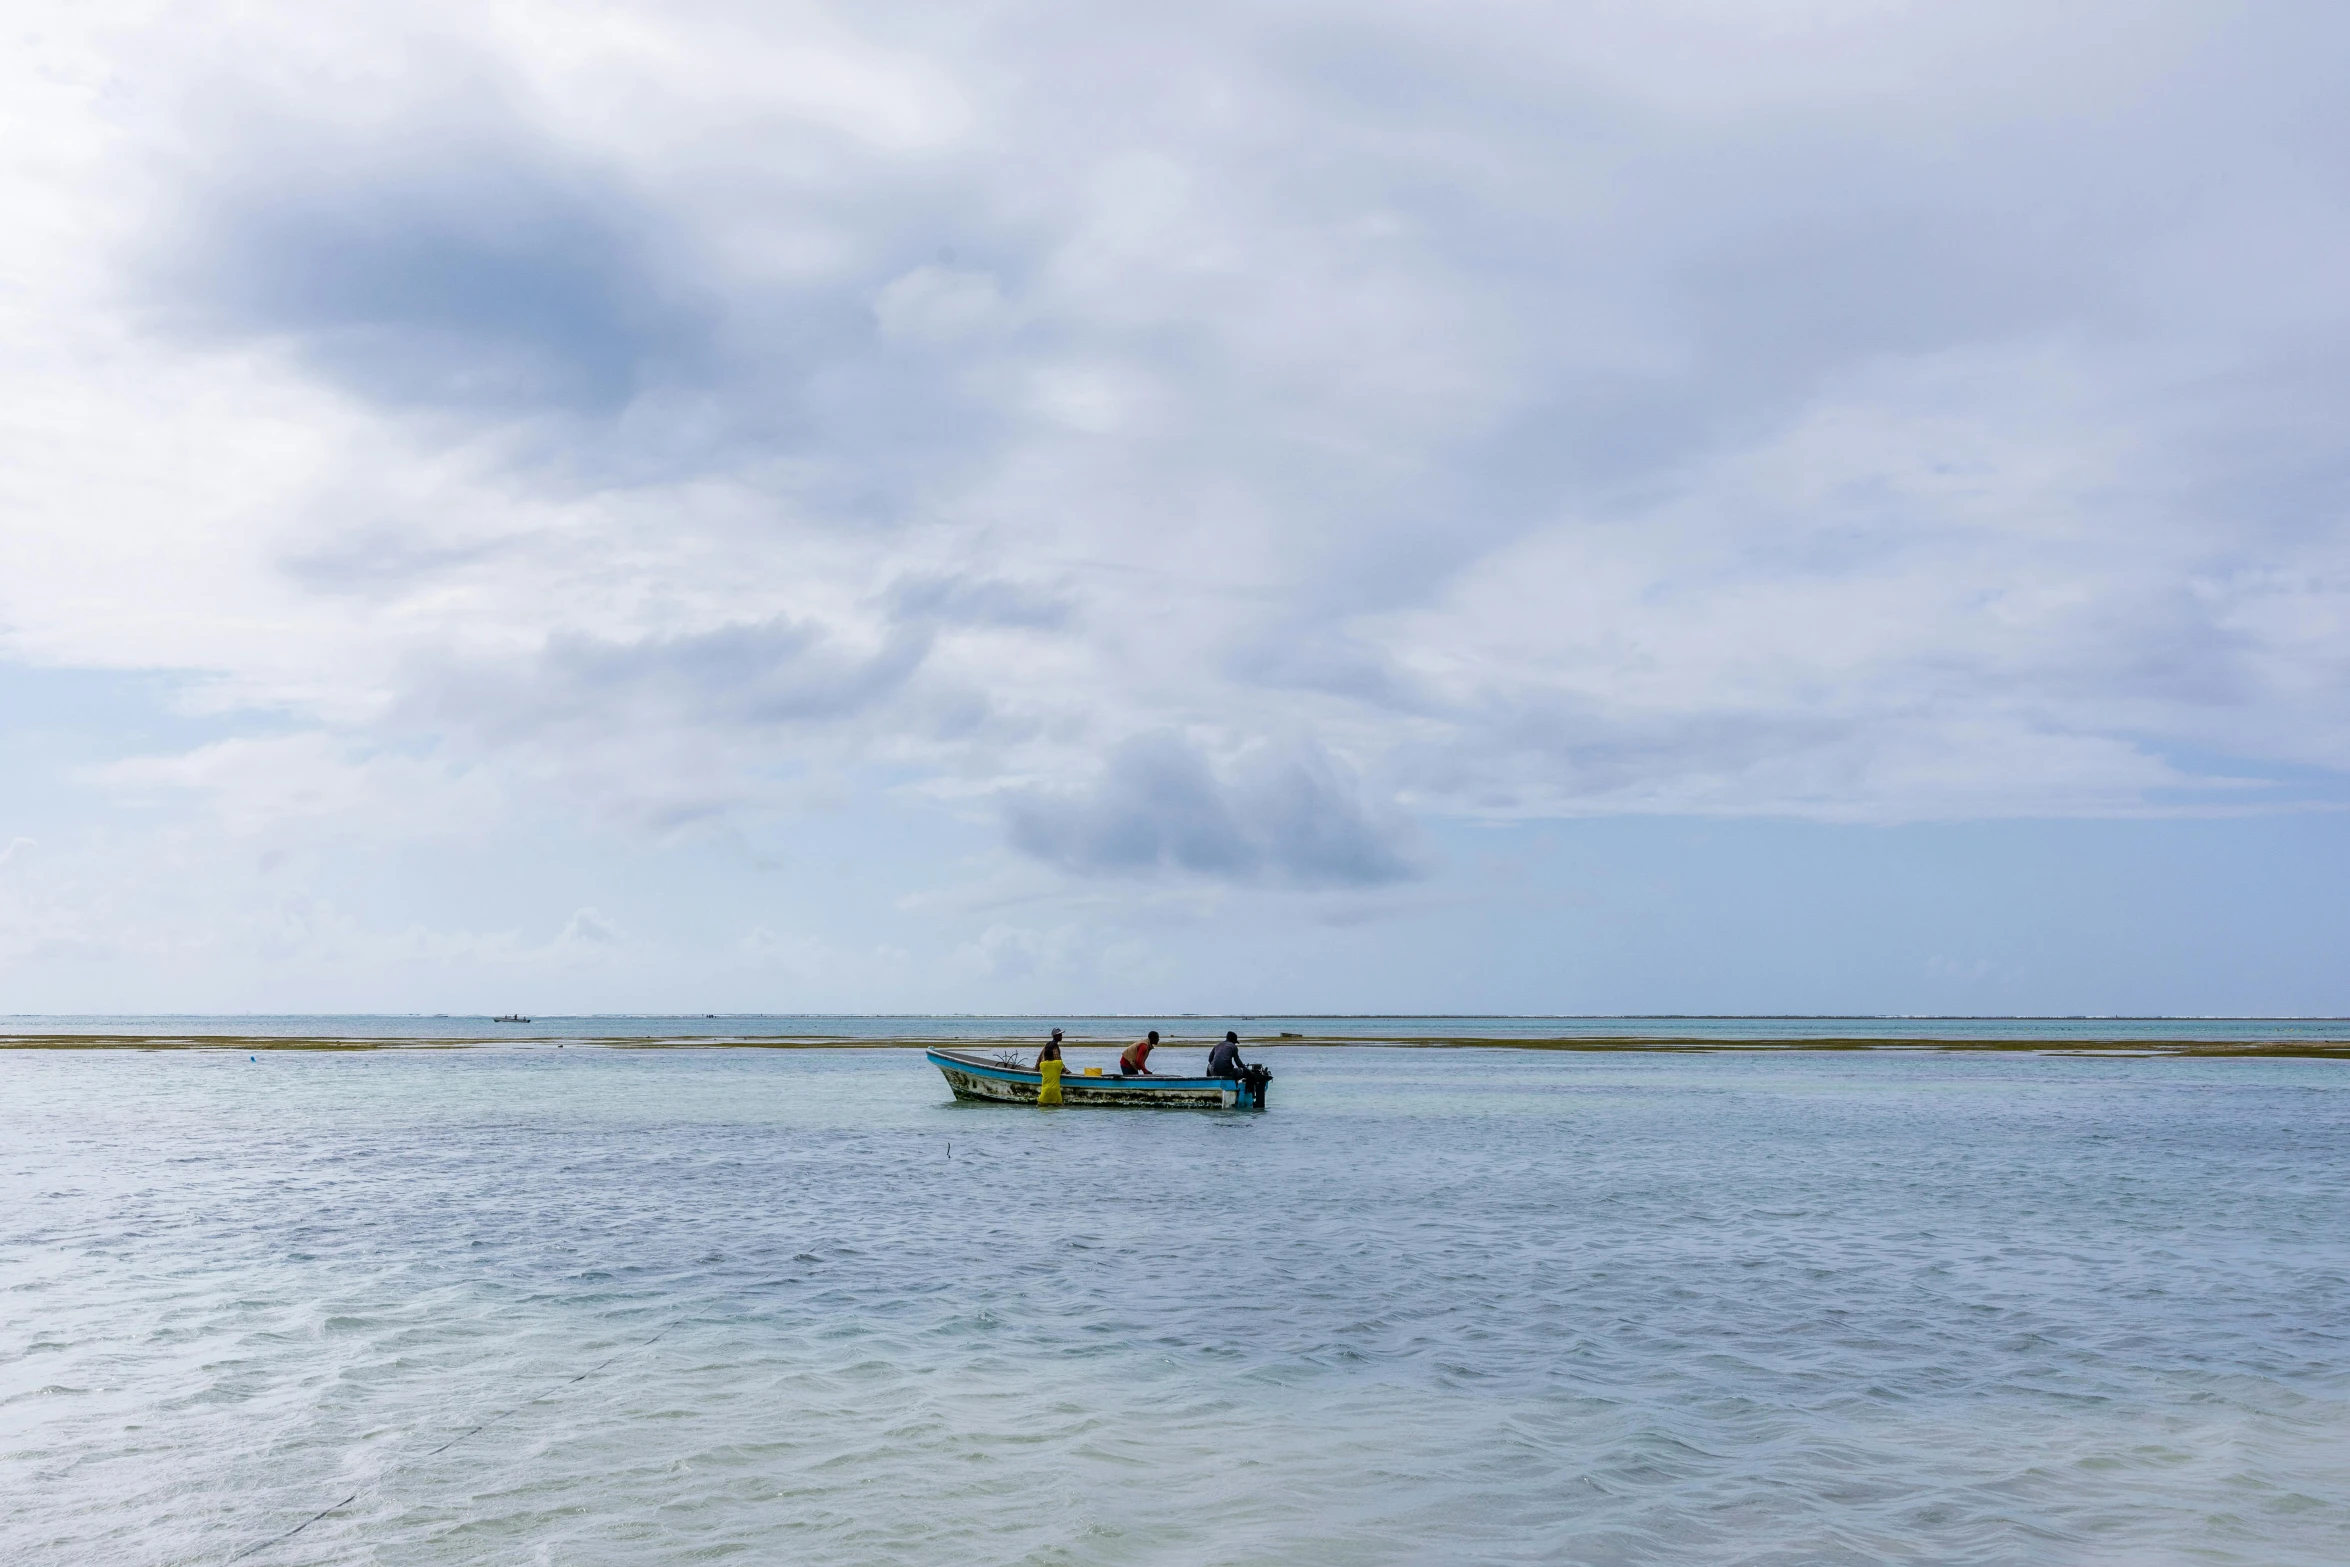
[1119,1031,1159,1076]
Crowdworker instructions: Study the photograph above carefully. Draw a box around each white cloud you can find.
[554,904,623,948]
[950,921,1078,982]
[94,735,506,841]
[873,264,1011,347]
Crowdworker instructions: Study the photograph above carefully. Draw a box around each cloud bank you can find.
[1007,733,1420,887]
[3,0,2348,907]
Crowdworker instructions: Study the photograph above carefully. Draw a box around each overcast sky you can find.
[2,1,2346,1015]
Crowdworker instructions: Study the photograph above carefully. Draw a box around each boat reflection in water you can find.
[926,1047,1271,1110]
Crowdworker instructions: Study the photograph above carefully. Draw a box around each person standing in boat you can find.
[1036,1028,1068,1106]
[1119,1030,1159,1076]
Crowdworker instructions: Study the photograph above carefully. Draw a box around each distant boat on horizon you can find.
[493,1014,531,1023]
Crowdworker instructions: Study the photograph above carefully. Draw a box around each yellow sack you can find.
[1038,1058,1064,1106]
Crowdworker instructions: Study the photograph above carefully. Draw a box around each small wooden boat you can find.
[927,1047,1270,1109]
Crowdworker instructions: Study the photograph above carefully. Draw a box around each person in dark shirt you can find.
[1207,1030,1248,1078]
[1119,1031,1159,1075]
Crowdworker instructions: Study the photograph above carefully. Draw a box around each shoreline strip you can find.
[3,1034,2345,1057]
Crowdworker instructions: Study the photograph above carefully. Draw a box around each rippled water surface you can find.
[4,1047,2346,1565]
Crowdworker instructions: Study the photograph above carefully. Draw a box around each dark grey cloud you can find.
[152,114,710,416]
[1006,732,1421,886]
[143,97,1051,542]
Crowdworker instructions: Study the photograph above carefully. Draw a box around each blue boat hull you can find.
[927,1048,1267,1109]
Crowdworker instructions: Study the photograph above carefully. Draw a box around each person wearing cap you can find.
[1036,1028,1068,1106]
[1207,1030,1250,1080]
[1118,1030,1159,1076]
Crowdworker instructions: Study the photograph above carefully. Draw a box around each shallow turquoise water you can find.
[4,1047,2346,1564]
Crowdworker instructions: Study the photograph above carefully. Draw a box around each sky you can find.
[1,0,2346,1016]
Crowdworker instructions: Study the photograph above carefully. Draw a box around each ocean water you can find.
[3,1046,2345,1565]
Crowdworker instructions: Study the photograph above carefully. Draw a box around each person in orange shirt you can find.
[1118,1030,1159,1076]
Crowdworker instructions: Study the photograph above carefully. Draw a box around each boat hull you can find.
[927,1048,1265,1109]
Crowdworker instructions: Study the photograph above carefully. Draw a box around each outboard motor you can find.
[1238,1062,1273,1109]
